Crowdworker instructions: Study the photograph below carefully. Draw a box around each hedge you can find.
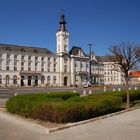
[106,90,140,102]
[6,92,79,117]
[6,92,123,123]
[30,95,122,123]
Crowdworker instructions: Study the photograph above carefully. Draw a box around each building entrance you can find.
[21,75,24,86]
[64,76,67,86]
[28,76,32,86]
[34,76,38,86]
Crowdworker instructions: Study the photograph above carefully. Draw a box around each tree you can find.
[108,42,140,109]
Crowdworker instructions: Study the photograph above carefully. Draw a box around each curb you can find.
[48,106,140,133]
[1,106,140,134]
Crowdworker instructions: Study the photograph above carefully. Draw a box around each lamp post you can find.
[88,43,93,85]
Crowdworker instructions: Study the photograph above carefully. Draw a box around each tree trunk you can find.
[125,77,130,109]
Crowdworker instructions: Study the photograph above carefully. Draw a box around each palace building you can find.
[0,14,124,87]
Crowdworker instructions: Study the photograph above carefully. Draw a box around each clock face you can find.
[64,37,67,42]
[64,45,68,51]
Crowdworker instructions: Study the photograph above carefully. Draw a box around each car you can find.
[83,82,91,88]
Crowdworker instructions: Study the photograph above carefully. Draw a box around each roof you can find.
[0,43,55,55]
[130,71,140,77]
[96,56,110,62]
[69,46,87,56]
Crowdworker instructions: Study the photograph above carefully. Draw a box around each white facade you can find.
[0,14,125,87]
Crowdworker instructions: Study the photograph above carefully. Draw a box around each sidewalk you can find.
[0,107,140,140]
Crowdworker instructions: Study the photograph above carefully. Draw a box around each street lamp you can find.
[88,43,93,85]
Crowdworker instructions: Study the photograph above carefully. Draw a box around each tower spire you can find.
[59,13,67,32]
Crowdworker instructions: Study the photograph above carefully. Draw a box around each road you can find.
[0,85,140,98]
[0,108,140,140]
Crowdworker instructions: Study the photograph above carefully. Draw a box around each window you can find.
[6,66,10,70]
[48,57,51,62]
[80,62,83,68]
[28,62,31,71]
[21,55,24,60]
[14,61,17,66]
[0,54,2,59]
[14,61,17,70]
[13,75,17,84]
[7,54,10,59]
[21,62,24,66]
[41,57,44,61]
[53,76,57,84]
[28,56,31,60]
[20,49,25,52]
[0,61,2,70]
[34,50,38,53]
[47,76,50,84]
[6,60,10,70]
[6,47,11,51]
[53,68,56,72]
[14,67,17,71]
[21,67,24,71]
[35,56,38,61]
[35,63,38,67]
[41,63,44,67]
[0,75,2,84]
[41,76,45,84]
[53,63,56,72]
[64,57,67,63]
[28,67,31,71]
[64,65,67,73]
[53,58,56,62]
[6,75,10,85]
[28,62,31,67]
[6,61,10,65]
[14,55,17,60]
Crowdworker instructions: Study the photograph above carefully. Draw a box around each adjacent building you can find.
[0,14,125,87]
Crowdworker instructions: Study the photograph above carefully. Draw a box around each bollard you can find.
[89,90,92,95]
[14,93,18,96]
[134,87,137,90]
[129,87,131,90]
[83,90,86,96]
[104,86,106,92]
[113,88,116,92]
[118,88,121,91]
[73,90,76,93]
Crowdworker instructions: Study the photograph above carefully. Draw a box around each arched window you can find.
[34,49,38,53]
[20,48,25,52]
[6,47,11,51]
[0,75,2,84]
[53,76,57,84]
[47,76,50,84]
[64,65,67,73]
[41,76,45,84]
[13,75,17,84]
[6,75,10,85]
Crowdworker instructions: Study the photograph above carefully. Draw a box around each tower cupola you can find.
[59,14,67,32]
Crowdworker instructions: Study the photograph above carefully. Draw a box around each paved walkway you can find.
[0,108,140,140]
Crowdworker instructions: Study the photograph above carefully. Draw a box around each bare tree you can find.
[108,42,140,109]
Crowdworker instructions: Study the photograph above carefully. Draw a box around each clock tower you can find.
[56,14,69,55]
[56,14,70,86]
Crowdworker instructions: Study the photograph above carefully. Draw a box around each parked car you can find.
[83,82,91,88]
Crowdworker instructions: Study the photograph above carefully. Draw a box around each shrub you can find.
[6,92,79,117]
[8,90,140,123]
[107,90,140,102]
[29,95,122,123]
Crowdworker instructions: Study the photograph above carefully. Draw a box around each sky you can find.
[0,0,140,55]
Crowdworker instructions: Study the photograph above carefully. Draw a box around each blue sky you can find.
[0,0,140,55]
